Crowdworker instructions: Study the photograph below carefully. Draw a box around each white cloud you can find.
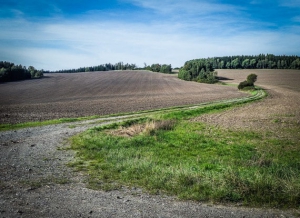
[279,0,300,7]
[1,5,300,71]
[126,0,239,14]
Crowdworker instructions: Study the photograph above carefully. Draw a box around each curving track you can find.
[0,70,248,124]
[0,70,298,217]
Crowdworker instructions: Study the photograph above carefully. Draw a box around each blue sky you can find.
[0,0,299,70]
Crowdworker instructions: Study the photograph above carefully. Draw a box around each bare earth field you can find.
[195,69,300,140]
[0,70,248,124]
[1,69,300,217]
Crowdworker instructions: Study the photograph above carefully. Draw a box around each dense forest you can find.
[203,54,300,69]
[178,59,218,83]
[51,62,137,73]
[178,54,300,83]
[0,61,44,82]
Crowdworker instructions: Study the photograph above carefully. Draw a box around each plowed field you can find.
[0,70,247,124]
[195,69,300,137]
[217,69,300,92]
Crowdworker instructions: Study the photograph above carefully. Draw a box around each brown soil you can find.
[0,70,248,124]
[1,69,299,217]
[194,69,300,141]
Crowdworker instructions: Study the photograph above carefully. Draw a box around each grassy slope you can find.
[69,88,300,208]
[71,119,299,208]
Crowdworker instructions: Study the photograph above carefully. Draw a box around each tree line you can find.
[52,62,173,74]
[178,59,218,83]
[0,61,44,83]
[51,62,137,73]
[205,54,300,69]
[177,54,300,84]
[143,63,172,74]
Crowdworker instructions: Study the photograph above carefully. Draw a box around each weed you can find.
[143,120,176,136]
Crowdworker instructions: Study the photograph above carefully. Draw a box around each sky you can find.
[0,0,300,71]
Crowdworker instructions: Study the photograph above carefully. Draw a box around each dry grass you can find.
[108,120,176,137]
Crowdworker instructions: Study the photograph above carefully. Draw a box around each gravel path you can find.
[0,118,295,218]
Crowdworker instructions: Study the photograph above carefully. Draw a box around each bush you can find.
[160,64,172,74]
[247,74,257,85]
[238,80,250,90]
[241,85,255,91]
[238,74,257,90]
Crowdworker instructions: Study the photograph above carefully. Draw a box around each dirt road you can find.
[1,70,299,217]
[0,118,295,217]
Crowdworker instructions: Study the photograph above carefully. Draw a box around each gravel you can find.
[2,69,299,217]
[0,118,296,218]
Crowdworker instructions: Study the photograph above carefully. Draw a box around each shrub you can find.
[247,74,257,85]
[238,74,257,90]
[238,80,250,90]
[160,64,172,74]
[241,85,255,91]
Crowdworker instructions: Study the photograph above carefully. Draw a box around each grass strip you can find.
[0,116,102,131]
[0,88,265,132]
[68,88,300,208]
[70,115,300,208]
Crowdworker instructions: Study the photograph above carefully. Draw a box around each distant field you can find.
[70,69,300,207]
[198,69,300,134]
[0,70,247,124]
[217,69,300,92]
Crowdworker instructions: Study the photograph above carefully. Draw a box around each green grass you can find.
[4,85,299,208]
[70,100,300,208]
[0,87,265,132]
[0,116,101,131]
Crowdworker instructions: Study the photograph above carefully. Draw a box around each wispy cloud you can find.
[279,0,300,7]
[292,16,300,23]
[0,0,299,70]
[126,0,240,14]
